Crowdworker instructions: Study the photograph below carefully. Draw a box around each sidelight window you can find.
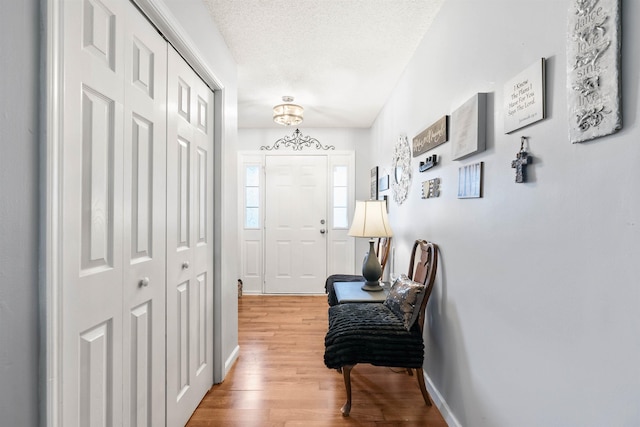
[333,166,348,228]
[245,165,260,229]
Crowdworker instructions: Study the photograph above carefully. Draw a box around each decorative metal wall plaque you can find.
[451,93,487,160]
[260,128,335,150]
[422,178,441,199]
[419,155,438,172]
[457,162,483,199]
[412,115,448,157]
[391,135,412,205]
[504,59,546,133]
[567,0,621,143]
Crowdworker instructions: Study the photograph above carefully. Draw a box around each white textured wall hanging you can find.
[567,0,621,143]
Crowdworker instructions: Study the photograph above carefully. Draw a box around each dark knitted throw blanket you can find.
[324,303,424,369]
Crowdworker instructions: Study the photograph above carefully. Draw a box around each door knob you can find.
[182,261,190,269]
[320,229,326,234]
[139,277,150,287]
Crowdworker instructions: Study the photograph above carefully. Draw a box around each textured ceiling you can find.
[202,0,445,128]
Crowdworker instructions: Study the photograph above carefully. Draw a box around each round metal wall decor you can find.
[391,135,412,205]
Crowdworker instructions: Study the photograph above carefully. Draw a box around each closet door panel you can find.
[60,1,169,426]
[166,45,215,427]
[61,0,125,425]
[121,1,168,426]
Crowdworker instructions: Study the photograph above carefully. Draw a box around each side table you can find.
[333,281,390,304]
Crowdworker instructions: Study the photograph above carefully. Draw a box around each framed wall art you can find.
[457,162,483,198]
[451,93,487,161]
[504,58,546,133]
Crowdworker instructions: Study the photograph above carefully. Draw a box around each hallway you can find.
[187,295,448,426]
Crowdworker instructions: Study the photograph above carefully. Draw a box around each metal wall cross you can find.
[511,136,531,183]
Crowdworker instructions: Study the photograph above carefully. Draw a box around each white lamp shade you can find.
[348,200,393,238]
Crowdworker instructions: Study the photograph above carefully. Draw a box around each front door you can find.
[264,155,328,293]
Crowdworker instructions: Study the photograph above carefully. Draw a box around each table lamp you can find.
[348,200,393,291]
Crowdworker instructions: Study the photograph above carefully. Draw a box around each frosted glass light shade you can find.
[273,103,304,126]
[348,200,393,238]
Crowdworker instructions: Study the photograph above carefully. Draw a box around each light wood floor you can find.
[186,295,448,426]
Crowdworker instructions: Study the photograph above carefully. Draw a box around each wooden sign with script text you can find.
[412,115,448,157]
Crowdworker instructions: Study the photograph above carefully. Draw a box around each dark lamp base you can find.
[361,281,384,292]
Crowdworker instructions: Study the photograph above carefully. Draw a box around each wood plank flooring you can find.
[186,295,448,426]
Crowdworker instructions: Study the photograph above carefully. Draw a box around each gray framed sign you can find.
[451,93,487,160]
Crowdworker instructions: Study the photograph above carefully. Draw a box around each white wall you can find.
[0,0,40,426]
[370,0,640,426]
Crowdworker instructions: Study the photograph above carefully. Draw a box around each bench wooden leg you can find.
[415,368,432,406]
[341,365,355,416]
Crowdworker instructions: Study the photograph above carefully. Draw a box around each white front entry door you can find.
[265,156,328,294]
[165,45,215,427]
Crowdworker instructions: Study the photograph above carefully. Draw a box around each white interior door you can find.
[60,1,168,426]
[166,45,215,427]
[121,4,168,426]
[61,0,126,425]
[265,155,328,294]
[61,0,125,425]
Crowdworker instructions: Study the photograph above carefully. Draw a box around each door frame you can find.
[237,151,356,294]
[43,1,226,425]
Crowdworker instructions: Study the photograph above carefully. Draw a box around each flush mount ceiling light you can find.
[273,96,304,126]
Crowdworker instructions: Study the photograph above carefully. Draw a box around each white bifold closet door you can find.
[59,1,213,426]
[61,0,168,425]
[165,45,215,427]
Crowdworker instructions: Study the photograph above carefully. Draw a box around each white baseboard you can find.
[424,372,462,427]
[223,344,240,380]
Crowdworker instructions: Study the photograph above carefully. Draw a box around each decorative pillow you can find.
[383,274,426,330]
